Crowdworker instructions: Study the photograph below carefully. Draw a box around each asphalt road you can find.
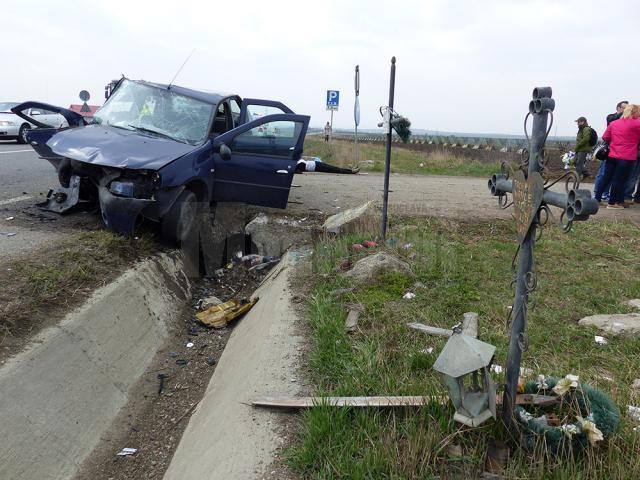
[0,141,57,204]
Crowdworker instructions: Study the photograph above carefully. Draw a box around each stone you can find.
[578,313,640,335]
[245,213,312,257]
[322,201,379,236]
[632,379,640,390]
[625,299,640,310]
[343,252,413,284]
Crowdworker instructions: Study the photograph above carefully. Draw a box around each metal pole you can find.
[381,56,396,242]
[330,109,334,143]
[502,95,551,427]
[354,65,360,168]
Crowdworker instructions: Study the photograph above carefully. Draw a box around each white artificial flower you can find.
[518,409,534,423]
[559,424,578,438]
[536,374,549,390]
[577,416,604,446]
[552,374,579,396]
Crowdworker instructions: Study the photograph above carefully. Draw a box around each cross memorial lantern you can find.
[487,87,599,427]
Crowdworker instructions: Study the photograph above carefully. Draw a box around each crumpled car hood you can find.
[47,124,198,170]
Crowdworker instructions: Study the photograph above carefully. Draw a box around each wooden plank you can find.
[345,309,361,332]
[252,393,559,410]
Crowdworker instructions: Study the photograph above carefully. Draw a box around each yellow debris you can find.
[196,298,259,329]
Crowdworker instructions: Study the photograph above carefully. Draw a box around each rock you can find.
[345,309,361,333]
[343,252,413,284]
[626,299,640,310]
[322,201,379,236]
[578,313,640,335]
[246,213,312,257]
[632,379,640,390]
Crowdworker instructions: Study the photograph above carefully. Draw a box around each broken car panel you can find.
[13,79,310,241]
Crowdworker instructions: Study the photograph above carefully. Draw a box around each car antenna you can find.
[168,49,196,89]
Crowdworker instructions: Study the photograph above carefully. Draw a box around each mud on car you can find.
[13,78,310,243]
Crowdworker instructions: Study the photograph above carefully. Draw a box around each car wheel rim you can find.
[22,128,29,142]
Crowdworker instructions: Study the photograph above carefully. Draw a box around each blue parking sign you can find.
[326,90,339,111]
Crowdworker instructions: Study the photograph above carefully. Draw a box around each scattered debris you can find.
[198,296,222,310]
[632,379,640,390]
[196,298,259,329]
[628,405,640,422]
[157,373,169,395]
[578,313,640,335]
[345,309,361,333]
[175,359,188,366]
[408,312,479,338]
[362,240,378,248]
[5,217,14,221]
[491,365,504,374]
[206,356,217,366]
[626,299,640,310]
[402,292,416,299]
[402,243,413,250]
[420,347,434,354]
[116,448,138,457]
[0,232,17,237]
[594,335,608,345]
[186,342,194,348]
[352,243,364,252]
[322,201,379,236]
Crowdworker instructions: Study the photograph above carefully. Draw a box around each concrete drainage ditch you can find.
[0,206,327,479]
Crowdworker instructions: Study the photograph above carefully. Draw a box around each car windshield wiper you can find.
[128,124,176,141]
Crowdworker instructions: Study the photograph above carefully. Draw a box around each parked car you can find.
[12,78,310,243]
[0,102,68,143]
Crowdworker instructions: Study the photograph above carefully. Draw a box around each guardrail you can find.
[324,131,572,153]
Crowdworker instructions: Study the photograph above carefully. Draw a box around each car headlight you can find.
[0,121,16,126]
[109,181,135,197]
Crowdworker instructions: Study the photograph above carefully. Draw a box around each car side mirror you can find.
[219,143,232,161]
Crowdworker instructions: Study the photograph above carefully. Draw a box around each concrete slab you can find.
[164,251,305,480]
[0,253,190,480]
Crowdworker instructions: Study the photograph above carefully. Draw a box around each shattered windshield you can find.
[94,80,214,145]
[0,102,19,113]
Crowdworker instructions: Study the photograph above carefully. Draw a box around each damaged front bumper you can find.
[42,167,184,234]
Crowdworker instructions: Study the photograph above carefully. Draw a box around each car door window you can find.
[245,104,285,123]
[229,99,241,128]
[230,120,303,158]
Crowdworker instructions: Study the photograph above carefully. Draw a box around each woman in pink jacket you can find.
[596,104,640,209]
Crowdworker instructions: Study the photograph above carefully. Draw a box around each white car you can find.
[0,102,68,143]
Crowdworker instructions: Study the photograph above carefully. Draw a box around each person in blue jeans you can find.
[594,100,628,201]
[623,145,640,203]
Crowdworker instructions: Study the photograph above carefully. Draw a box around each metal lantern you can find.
[433,329,497,427]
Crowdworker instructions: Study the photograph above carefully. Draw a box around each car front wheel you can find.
[161,190,198,245]
[17,124,30,144]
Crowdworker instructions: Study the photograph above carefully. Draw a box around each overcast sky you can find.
[3,0,638,135]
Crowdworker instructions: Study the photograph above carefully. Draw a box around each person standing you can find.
[324,121,332,142]
[574,117,593,177]
[596,104,640,209]
[594,100,628,201]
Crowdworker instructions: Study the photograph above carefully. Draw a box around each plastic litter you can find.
[186,342,194,348]
[5,217,14,221]
[116,447,137,456]
[352,243,364,252]
[594,335,608,345]
[363,241,378,248]
[196,298,259,329]
[0,232,17,237]
[403,292,416,299]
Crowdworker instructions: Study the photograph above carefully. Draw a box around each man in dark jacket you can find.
[574,117,593,176]
[594,101,628,201]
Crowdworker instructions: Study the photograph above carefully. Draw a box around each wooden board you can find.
[252,393,558,410]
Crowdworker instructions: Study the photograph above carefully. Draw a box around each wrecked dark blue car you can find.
[13,78,310,243]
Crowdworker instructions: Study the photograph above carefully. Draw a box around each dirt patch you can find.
[74,260,276,480]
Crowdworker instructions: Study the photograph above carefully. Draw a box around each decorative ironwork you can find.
[487,87,599,428]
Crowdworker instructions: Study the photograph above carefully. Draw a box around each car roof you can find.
[135,80,231,105]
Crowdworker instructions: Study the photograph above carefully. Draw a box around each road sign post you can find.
[381,57,396,242]
[354,66,360,168]
[326,90,340,143]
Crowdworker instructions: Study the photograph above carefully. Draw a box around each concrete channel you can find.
[0,253,191,480]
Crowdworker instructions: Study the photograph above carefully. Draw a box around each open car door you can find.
[238,98,294,126]
[11,101,86,158]
[212,113,310,208]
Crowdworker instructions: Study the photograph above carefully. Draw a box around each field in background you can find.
[290,217,640,478]
[303,137,502,178]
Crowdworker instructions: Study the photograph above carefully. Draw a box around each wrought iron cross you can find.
[487,87,599,427]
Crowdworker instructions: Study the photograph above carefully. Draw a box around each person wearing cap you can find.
[574,116,593,177]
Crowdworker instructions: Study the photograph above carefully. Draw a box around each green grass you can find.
[0,230,156,335]
[303,137,501,178]
[290,218,640,479]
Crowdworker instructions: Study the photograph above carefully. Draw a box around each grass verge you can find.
[303,137,501,177]
[0,230,156,339]
[290,218,640,478]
